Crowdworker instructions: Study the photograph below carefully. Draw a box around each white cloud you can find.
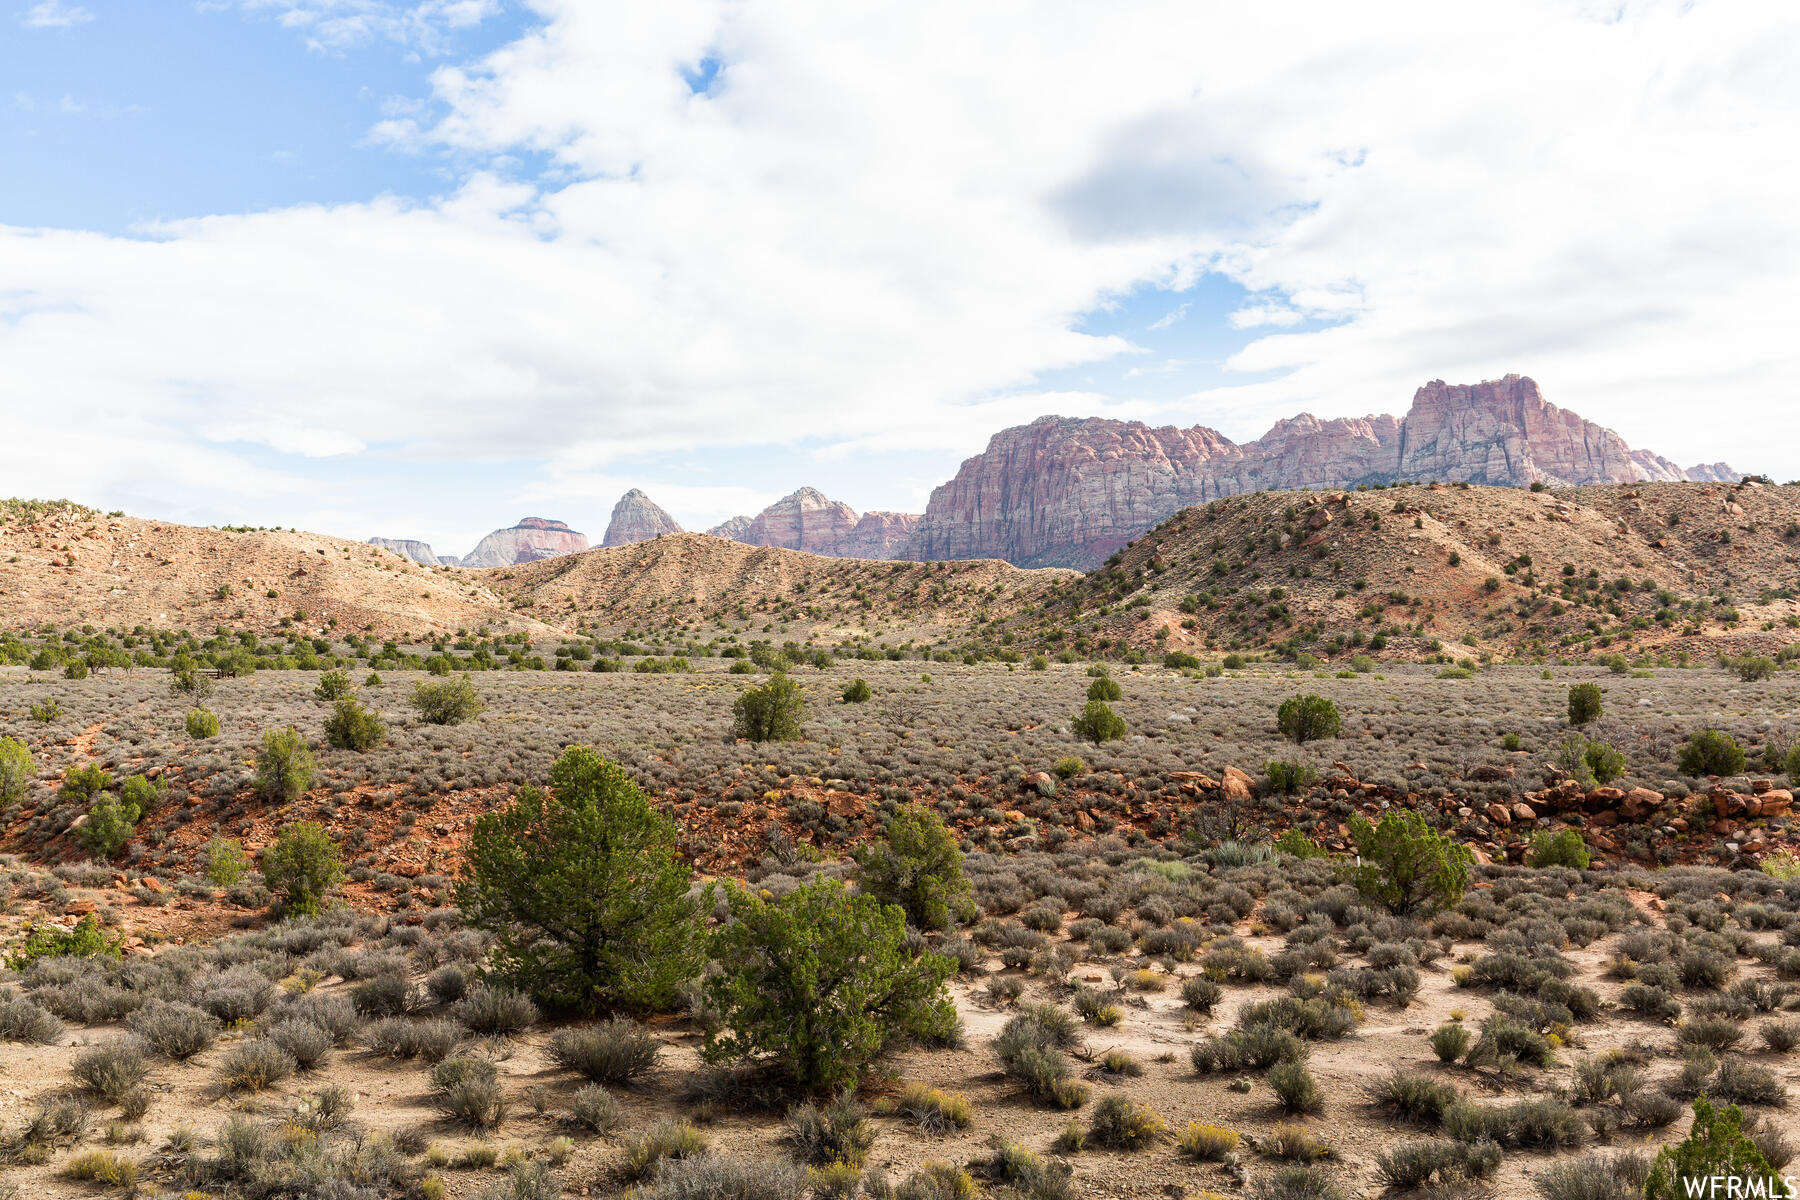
[20,1,94,30]
[230,0,501,53]
[1147,303,1189,331]
[2,0,1797,539]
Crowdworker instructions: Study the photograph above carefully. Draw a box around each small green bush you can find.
[203,837,250,886]
[1087,1094,1166,1150]
[1071,699,1126,743]
[1086,675,1122,702]
[1568,683,1603,726]
[0,736,33,808]
[1526,830,1591,870]
[1645,1097,1779,1200]
[1265,759,1315,794]
[703,879,956,1092]
[841,678,871,704]
[261,822,344,918]
[1272,828,1326,859]
[1429,1023,1471,1063]
[855,804,975,931]
[184,707,220,738]
[411,674,485,725]
[1348,810,1473,915]
[313,669,353,701]
[733,673,805,742]
[253,726,315,803]
[1051,756,1085,780]
[1267,1061,1323,1113]
[5,912,123,969]
[1679,729,1747,778]
[1277,694,1341,744]
[323,696,385,751]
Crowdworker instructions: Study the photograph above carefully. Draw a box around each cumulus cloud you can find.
[1,0,1796,534]
[20,1,93,29]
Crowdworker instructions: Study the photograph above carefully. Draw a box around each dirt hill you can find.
[1016,479,1800,662]
[485,531,1071,638]
[0,500,556,640]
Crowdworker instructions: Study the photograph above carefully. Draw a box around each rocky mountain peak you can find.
[460,517,589,569]
[601,489,683,548]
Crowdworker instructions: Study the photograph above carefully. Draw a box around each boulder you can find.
[1220,766,1256,804]
[1486,803,1512,826]
[1620,787,1664,821]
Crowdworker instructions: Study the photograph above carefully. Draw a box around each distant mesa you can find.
[602,489,683,548]
[460,517,589,569]
[705,514,754,542]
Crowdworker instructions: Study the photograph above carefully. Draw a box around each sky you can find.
[3,1,1796,559]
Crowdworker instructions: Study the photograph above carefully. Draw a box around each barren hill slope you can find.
[1018,480,1800,662]
[486,531,1071,636]
[0,500,556,639]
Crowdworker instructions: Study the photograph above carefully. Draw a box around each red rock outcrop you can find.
[460,517,588,568]
[910,375,1735,567]
[601,489,682,548]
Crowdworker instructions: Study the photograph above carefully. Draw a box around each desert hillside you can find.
[1018,479,1800,663]
[0,500,557,641]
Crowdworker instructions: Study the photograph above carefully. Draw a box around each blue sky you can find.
[3,2,1793,556]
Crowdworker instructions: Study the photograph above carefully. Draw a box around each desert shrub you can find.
[62,1149,138,1187]
[1191,1025,1308,1073]
[1625,1090,1682,1128]
[1429,1023,1472,1063]
[268,1020,334,1070]
[1762,1020,1800,1053]
[0,993,63,1044]
[0,737,33,807]
[430,1056,505,1129]
[72,1037,149,1101]
[733,673,805,742]
[1266,759,1315,794]
[622,1120,707,1180]
[567,1083,618,1133]
[785,1095,874,1167]
[365,1016,461,1062]
[1680,1016,1746,1052]
[1645,1098,1779,1200]
[351,974,418,1018]
[1373,1071,1461,1125]
[1527,829,1591,870]
[994,1007,1089,1109]
[253,726,315,803]
[842,678,871,703]
[1263,1121,1332,1161]
[703,879,955,1092]
[216,1039,296,1091]
[459,745,708,1015]
[1622,983,1681,1021]
[314,669,353,701]
[896,1082,973,1134]
[1086,675,1122,702]
[1181,975,1223,1012]
[412,674,485,725]
[1679,728,1747,777]
[1179,1122,1239,1161]
[1268,1061,1323,1113]
[637,1154,807,1200]
[261,821,344,918]
[1534,1152,1654,1200]
[128,1001,215,1060]
[1071,699,1125,743]
[1568,683,1603,726]
[323,696,385,751]
[179,704,222,738]
[1071,986,1122,1026]
[7,912,123,970]
[74,793,141,859]
[547,1020,659,1083]
[1735,657,1777,683]
[1348,809,1473,915]
[1087,1094,1166,1150]
[1245,1164,1344,1200]
[1277,694,1340,744]
[1712,1057,1787,1107]
[855,804,976,931]
[1051,756,1085,779]
[1376,1139,1500,1191]
[453,984,537,1036]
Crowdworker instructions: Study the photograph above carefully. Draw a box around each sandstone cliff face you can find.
[707,488,921,558]
[601,489,683,548]
[705,514,754,542]
[911,375,1734,568]
[368,538,441,567]
[1686,462,1743,484]
[461,517,588,569]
